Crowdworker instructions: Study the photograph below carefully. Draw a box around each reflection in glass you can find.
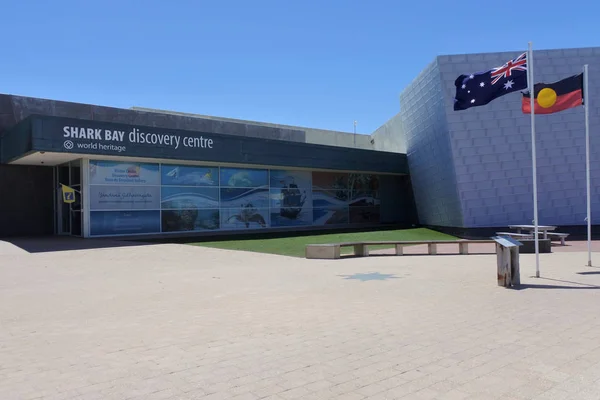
[349,206,380,224]
[220,207,269,229]
[313,207,349,225]
[161,209,220,232]
[220,167,268,188]
[161,165,218,186]
[349,191,380,207]
[312,189,348,208]
[312,171,348,190]
[348,173,380,192]
[220,188,269,208]
[161,187,219,209]
[270,170,312,189]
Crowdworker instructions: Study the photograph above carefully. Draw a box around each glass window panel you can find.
[220,167,268,188]
[220,207,269,230]
[89,161,160,185]
[312,171,348,190]
[89,185,161,210]
[161,209,220,232]
[220,188,269,208]
[312,189,348,208]
[313,207,349,225]
[349,206,380,224]
[90,210,160,236]
[161,165,218,186]
[161,187,219,209]
[270,169,312,188]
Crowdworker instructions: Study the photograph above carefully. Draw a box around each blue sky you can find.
[2,0,597,133]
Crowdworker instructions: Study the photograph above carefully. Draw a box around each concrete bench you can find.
[546,232,570,245]
[305,240,496,259]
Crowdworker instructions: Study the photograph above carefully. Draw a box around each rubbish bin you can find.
[492,236,523,288]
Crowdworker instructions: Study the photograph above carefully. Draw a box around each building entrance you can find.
[55,160,83,236]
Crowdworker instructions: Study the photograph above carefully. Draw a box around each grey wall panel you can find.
[0,94,307,143]
[0,118,32,163]
[371,113,406,154]
[400,60,463,227]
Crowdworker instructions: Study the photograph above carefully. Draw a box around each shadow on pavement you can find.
[515,284,600,290]
[1,236,151,254]
[515,276,600,290]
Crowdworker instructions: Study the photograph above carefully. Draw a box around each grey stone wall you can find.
[400,60,464,227]
[438,47,600,227]
[370,113,406,154]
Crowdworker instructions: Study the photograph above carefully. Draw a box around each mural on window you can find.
[220,167,268,188]
[161,165,218,186]
[161,187,219,209]
[270,170,312,227]
[348,174,380,224]
[220,207,270,230]
[90,210,161,236]
[220,188,269,209]
[312,171,348,191]
[161,209,220,232]
[312,171,349,226]
[88,161,385,236]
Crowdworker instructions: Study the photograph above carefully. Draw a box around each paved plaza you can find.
[1,239,600,400]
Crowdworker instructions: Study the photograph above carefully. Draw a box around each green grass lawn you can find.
[193,228,457,257]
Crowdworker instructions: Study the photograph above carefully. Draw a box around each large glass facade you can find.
[88,160,383,236]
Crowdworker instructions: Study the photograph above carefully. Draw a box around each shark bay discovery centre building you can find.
[0,94,416,238]
[2,46,600,240]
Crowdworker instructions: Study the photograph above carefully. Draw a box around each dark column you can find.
[0,164,54,237]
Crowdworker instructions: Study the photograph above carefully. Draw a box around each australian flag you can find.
[454,53,528,111]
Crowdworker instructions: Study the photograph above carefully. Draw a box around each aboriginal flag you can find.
[522,74,583,114]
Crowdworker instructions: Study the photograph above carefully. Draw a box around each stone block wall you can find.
[400,60,464,227]
[437,47,600,227]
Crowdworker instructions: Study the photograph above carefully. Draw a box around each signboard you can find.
[89,161,160,185]
[89,185,161,210]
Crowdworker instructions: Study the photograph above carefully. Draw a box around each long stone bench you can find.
[305,240,496,259]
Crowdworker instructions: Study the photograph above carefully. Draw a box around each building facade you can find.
[1,46,598,239]
[0,95,416,238]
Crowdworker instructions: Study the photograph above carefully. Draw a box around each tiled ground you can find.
[1,239,600,400]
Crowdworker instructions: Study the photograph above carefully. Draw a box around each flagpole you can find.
[584,64,592,266]
[528,42,540,278]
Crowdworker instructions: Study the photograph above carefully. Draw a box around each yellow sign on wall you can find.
[61,185,75,203]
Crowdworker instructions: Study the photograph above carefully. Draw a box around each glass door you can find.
[55,160,83,236]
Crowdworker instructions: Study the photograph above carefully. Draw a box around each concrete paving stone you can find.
[2,240,600,399]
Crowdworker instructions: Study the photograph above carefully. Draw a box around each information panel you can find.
[89,161,160,185]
